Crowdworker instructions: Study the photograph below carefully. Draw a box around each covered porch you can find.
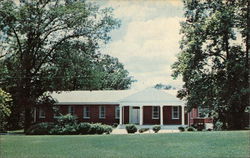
[118,88,186,126]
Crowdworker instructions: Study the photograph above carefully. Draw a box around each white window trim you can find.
[68,106,75,115]
[152,106,159,119]
[83,106,90,119]
[115,106,120,119]
[99,106,106,119]
[39,108,45,119]
[172,106,180,119]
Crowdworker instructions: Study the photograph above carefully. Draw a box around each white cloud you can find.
[101,1,184,89]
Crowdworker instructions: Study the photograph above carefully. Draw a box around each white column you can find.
[139,106,143,125]
[160,105,163,125]
[119,105,123,125]
[181,106,185,125]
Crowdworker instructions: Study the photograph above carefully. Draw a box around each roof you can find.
[119,88,184,105]
[50,88,184,106]
[50,90,136,105]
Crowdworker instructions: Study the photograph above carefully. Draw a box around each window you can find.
[152,106,159,119]
[83,106,90,119]
[115,106,120,119]
[68,106,75,115]
[53,107,61,118]
[99,106,105,119]
[39,107,45,118]
[172,106,179,119]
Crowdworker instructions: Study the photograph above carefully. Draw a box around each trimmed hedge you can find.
[26,115,113,135]
[152,125,161,133]
[125,124,137,133]
[178,126,185,132]
[186,126,196,131]
[139,128,149,133]
[78,123,91,134]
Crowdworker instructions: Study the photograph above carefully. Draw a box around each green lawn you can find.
[1,131,249,158]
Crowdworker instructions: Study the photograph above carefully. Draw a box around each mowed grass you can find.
[1,131,249,158]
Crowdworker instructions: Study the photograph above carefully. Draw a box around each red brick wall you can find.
[163,106,182,125]
[143,106,160,125]
[189,108,199,125]
[36,105,119,125]
[36,105,186,125]
[124,106,129,124]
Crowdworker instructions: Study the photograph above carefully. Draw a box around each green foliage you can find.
[178,126,185,132]
[139,128,149,133]
[214,121,223,131]
[54,114,78,127]
[0,0,133,130]
[152,125,161,133]
[26,122,54,135]
[172,0,250,130]
[0,89,12,132]
[112,123,118,128]
[125,124,137,134]
[154,83,176,90]
[103,125,113,134]
[186,126,196,132]
[78,122,91,135]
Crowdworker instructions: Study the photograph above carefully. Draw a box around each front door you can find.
[131,107,140,124]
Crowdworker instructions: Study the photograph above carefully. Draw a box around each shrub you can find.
[78,123,91,134]
[125,124,137,133]
[55,114,78,127]
[214,121,223,131]
[26,122,54,135]
[112,123,119,128]
[186,126,196,131]
[103,125,113,134]
[178,126,185,132]
[139,128,149,133]
[88,123,105,134]
[152,125,161,133]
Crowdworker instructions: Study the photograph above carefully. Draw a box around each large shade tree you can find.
[172,0,249,129]
[0,0,133,130]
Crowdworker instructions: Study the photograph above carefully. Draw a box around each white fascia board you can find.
[120,102,186,106]
[54,102,120,105]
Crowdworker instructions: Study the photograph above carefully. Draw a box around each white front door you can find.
[131,107,140,124]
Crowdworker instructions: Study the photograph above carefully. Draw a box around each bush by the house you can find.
[88,123,104,134]
[26,122,54,135]
[112,123,118,128]
[49,124,79,135]
[178,126,185,132]
[125,124,137,133]
[214,121,223,131]
[152,125,161,133]
[55,114,78,127]
[78,123,91,134]
[139,128,149,133]
[103,125,113,134]
[186,126,196,131]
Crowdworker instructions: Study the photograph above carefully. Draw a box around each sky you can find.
[99,0,185,90]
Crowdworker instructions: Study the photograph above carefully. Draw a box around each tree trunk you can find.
[24,107,32,132]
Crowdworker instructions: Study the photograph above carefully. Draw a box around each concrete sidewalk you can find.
[111,128,179,134]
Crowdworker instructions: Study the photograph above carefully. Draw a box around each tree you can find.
[172,0,249,129]
[0,0,133,131]
[0,89,12,132]
[154,83,176,90]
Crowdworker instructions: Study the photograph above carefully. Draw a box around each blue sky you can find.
[100,0,185,90]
